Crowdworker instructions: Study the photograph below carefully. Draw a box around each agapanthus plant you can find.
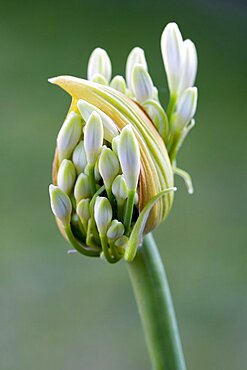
[49,22,198,370]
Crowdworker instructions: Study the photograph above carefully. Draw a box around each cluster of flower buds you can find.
[49,22,198,262]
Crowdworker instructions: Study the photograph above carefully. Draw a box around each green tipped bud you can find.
[143,100,168,140]
[94,196,112,235]
[77,99,118,142]
[57,159,76,194]
[110,76,127,93]
[115,235,128,248]
[57,111,82,162]
[94,159,101,182]
[99,146,120,189]
[87,48,112,83]
[118,125,140,191]
[76,198,90,222]
[112,135,120,156]
[72,141,87,174]
[84,111,103,165]
[49,184,72,226]
[74,173,91,203]
[106,219,124,241]
[173,87,198,130]
[112,175,128,200]
[126,47,148,91]
[132,64,154,103]
[91,73,108,85]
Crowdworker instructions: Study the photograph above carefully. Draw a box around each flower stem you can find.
[126,232,186,370]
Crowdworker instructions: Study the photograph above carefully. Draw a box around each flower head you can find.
[49,22,198,262]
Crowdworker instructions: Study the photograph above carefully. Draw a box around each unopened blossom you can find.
[49,22,198,263]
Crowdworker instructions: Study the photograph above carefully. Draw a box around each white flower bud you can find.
[76,198,90,222]
[112,175,128,200]
[179,39,197,93]
[132,64,154,103]
[74,173,91,203]
[143,99,168,140]
[77,99,118,142]
[99,146,120,189]
[115,235,128,248]
[173,87,198,130]
[110,76,127,93]
[49,184,72,226]
[87,48,112,83]
[57,112,82,162]
[161,22,183,94]
[118,125,140,191]
[126,47,148,91]
[72,141,87,175]
[94,159,101,182]
[91,73,108,85]
[112,135,120,156]
[106,219,124,241]
[94,196,112,235]
[57,159,76,194]
[84,111,103,166]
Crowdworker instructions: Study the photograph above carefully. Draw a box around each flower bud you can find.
[143,100,168,141]
[111,174,128,200]
[173,87,198,130]
[74,173,91,202]
[99,146,120,189]
[72,141,87,174]
[106,219,124,241]
[76,198,90,222]
[111,135,120,156]
[94,159,101,182]
[94,196,112,235]
[178,39,197,93]
[84,111,103,165]
[57,159,76,194]
[49,184,72,226]
[77,99,118,142]
[132,64,154,103]
[161,22,183,94]
[49,21,198,263]
[87,48,112,83]
[110,76,127,93]
[118,125,140,191]
[126,47,148,91]
[57,112,82,162]
[91,73,108,85]
[115,235,128,248]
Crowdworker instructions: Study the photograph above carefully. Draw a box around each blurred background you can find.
[0,0,246,369]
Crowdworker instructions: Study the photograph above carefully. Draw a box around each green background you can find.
[1,0,246,369]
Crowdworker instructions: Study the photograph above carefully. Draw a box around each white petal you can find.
[179,39,197,93]
[126,47,148,91]
[161,22,184,94]
[87,48,112,82]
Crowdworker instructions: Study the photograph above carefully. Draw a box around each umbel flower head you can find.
[49,22,198,263]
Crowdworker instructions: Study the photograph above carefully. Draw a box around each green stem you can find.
[124,189,135,236]
[88,164,96,194]
[126,233,186,370]
[65,225,100,257]
[167,93,177,122]
[169,131,181,163]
